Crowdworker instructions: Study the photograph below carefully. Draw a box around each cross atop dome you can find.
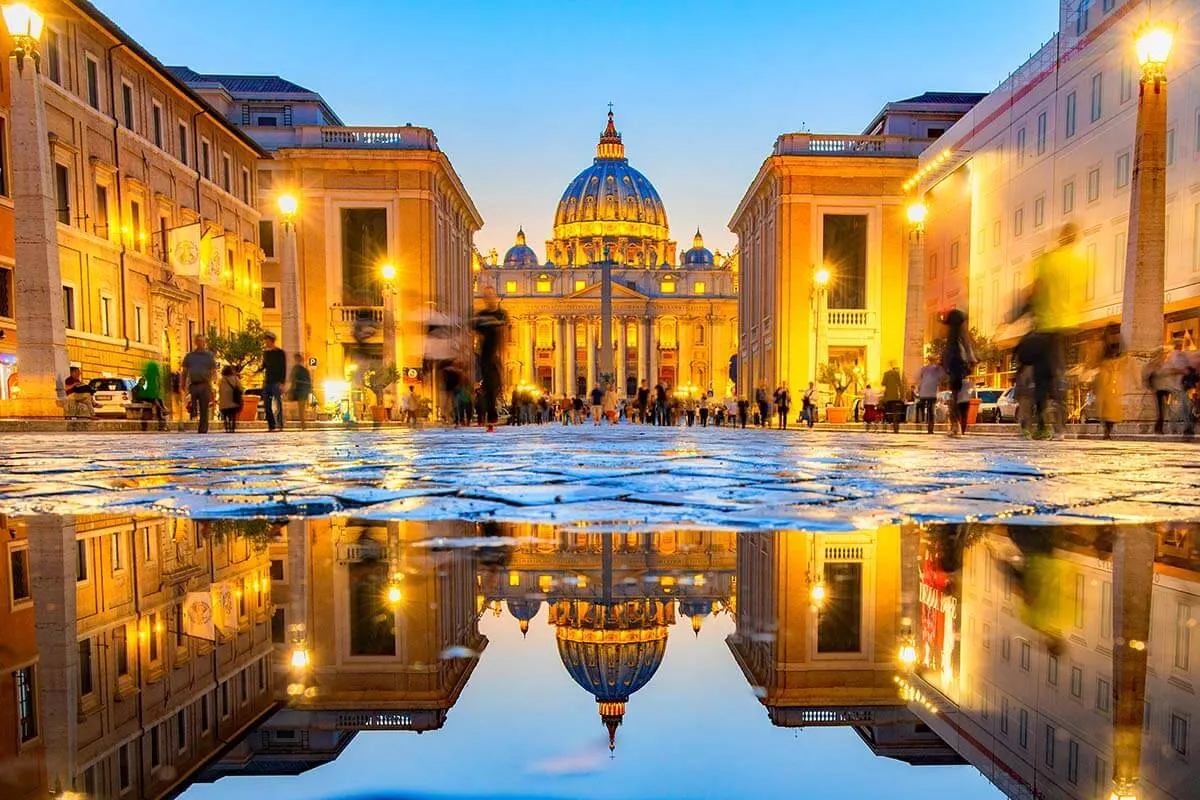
[596,107,625,160]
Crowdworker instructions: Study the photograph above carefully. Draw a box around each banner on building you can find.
[202,234,226,286]
[182,591,216,641]
[212,581,237,635]
[167,223,203,276]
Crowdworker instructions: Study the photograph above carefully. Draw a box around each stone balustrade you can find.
[773,133,925,157]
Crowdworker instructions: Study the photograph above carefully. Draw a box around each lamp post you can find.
[904,202,928,385]
[811,266,830,385]
[1119,24,1174,423]
[5,3,69,417]
[380,262,399,415]
[277,194,303,367]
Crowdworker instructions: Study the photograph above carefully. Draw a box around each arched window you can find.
[695,323,705,345]
[659,318,677,349]
[536,319,553,349]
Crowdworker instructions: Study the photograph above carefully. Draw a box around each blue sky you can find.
[98,0,1057,257]
[179,609,1002,799]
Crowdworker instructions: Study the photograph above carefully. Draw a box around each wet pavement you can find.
[0,425,1197,527]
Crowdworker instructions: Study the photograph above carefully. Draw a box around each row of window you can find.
[500,277,709,296]
[43,27,253,204]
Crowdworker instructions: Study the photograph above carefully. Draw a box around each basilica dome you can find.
[549,111,673,267]
[681,229,715,267]
[502,228,539,267]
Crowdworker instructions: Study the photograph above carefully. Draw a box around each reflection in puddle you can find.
[0,516,1194,799]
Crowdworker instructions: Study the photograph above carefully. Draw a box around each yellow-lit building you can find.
[478,112,738,399]
[729,94,982,401]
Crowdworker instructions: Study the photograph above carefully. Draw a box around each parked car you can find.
[976,388,1005,423]
[996,387,1019,423]
[88,377,137,418]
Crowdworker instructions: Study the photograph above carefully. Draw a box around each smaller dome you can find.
[503,228,539,267]
[681,229,714,267]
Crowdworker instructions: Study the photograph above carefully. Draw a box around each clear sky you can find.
[97,0,1058,258]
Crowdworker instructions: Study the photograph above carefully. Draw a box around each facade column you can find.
[556,316,568,395]
[616,318,628,395]
[639,317,651,386]
[1120,52,1170,423]
[903,213,926,384]
[649,318,659,386]
[585,317,596,391]
[565,316,577,396]
[528,318,537,385]
[11,45,69,415]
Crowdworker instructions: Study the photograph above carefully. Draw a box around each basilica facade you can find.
[477,112,738,398]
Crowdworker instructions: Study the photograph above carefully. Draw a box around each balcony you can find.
[291,125,440,151]
[827,309,876,328]
[774,134,925,158]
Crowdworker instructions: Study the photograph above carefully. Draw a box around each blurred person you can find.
[603,383,618,423]
[472,286,507,432]
[861,382,882,432]
[138,360,167,431]
[957,377,975,437]
[636,380,650,424]
[698,393,710,427]
[916,356,943,434]
[288,355,312,430]
[1095,338,1123,440]
[755,383,769,428]
[736,397,749,428]
[882,361,905,434]
[217,365,243,433]
[259,331,286,431]
[802,381,817,428]
[774,381,791,429]
[940,309,975,438]
[181,334,216,434]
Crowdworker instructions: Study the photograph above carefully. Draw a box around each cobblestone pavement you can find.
[1,426,1197,528]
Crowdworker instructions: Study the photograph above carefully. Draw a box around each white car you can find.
[88,377,137,418]
[996,387,1019,423]
[976,388,1005,423]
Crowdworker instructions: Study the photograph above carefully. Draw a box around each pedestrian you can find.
[940,309,975,438]
[590,384,604,425]
[915,357,942,433]
[572,393,584,425]
[218,365,243,433]
[288,355,312,430]
[862,383,882,432]
[63,366,95,419]
[259,331,286,431]
[181,334,217,434]
[1095,338,1122,440]
[755,384,770,428]
[882,361,905,434]
[802,382,817,428]
[636,380,650,424]
[139,359,167,431]
[699,393,710,427]
[603,384,618,423]
[473,286,507,432]
[957,377,974,436]
[401,385,417,427]
[737,398,749,429]
[774,382,791,429]
[654,382,667,425]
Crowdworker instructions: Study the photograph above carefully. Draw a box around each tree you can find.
[817,363,852,407]
[928,327,1002,372]
[206,319,268,375]
[364,364,401,406]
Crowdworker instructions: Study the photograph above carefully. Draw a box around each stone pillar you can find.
[11,54,69,416]
[1120,66,1170,422]
[528,318,537,385]
[280,220,304,369]
[565,316,576,396]
[616,318,627,395]
[648,319,659,386]
[382,286,399,411]
[639,317,651,385]
[903,224,926,384]
[600,262,614,385]
[27,516,78,794]
[556,317,568,395]
[1110,525,1155,798]
[585,318,596,392]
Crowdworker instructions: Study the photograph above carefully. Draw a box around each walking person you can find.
[737,398,749,429]
[288,356,312,430]
[259,332,286,431]
[862,383,882,432]
[636,380,650,424]
[218,365,243,433]
[181,334,217,434]
[881,361,905,434]
[139,359,167,431]
[473,286,508,432]
[603,384,618,424]
[956,376,975,436]
[755,383,769,428]
[916,357,943,434]
[1095,338,1122,440]
[940,309,975,438]
[572,393,584,425]
[699,394,710,427]
[774,382,791,429]
[801,382,817,428]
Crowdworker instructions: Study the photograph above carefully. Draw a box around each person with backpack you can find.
[218,365,243,433]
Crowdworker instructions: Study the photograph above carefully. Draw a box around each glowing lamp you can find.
[3,4,43,40]
[898,643,917,667]
[907,203,928,226]
[810,582,827,605]
[813,267,830,288]
[386,584,402,605]
[289,647,310,670]
[380,262,396,282]
[1135,25,1173,70]
[276,193,298,218]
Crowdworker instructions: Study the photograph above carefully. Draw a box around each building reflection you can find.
[727,524,963,765]
[0,515,275,799]
[904,522,1198,800]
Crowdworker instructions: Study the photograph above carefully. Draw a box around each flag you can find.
[212,582,237,635]
[182,591,216,641]
[167,223,203,276]
[202,234,226,286]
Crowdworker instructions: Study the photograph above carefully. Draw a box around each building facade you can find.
[478,112,738,399]
[176,70,483,414]
[0,1,264,410]
[730,94,982,401]
[915,0,1200,378]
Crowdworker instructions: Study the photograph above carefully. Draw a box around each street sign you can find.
[308,358,318,367]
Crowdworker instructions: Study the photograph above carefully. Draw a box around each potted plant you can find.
[817,363,852,424]
[206,320,267,422]
[364,364,401,422]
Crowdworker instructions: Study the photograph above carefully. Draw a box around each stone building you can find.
[729,93,982,400]
[478,112,738,399]
[175,69,482,413]
[0,0,264,409]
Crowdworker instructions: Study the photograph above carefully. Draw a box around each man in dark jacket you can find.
[259,332,287,431]
[473,286,507,432]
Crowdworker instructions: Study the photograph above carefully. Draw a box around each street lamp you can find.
[5,1,69,416]
[277,193,303,421]
[904,202,928,385]
[379,261,400,415]
[1119,22,1174,423]
[811,266,830,390]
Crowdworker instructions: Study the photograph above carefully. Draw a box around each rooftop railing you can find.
[773,133,925,157]
[291,125,439,150]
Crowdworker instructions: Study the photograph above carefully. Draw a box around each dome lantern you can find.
[503,227,539,267]
[682,228,715,267]
[596,109,625,160]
